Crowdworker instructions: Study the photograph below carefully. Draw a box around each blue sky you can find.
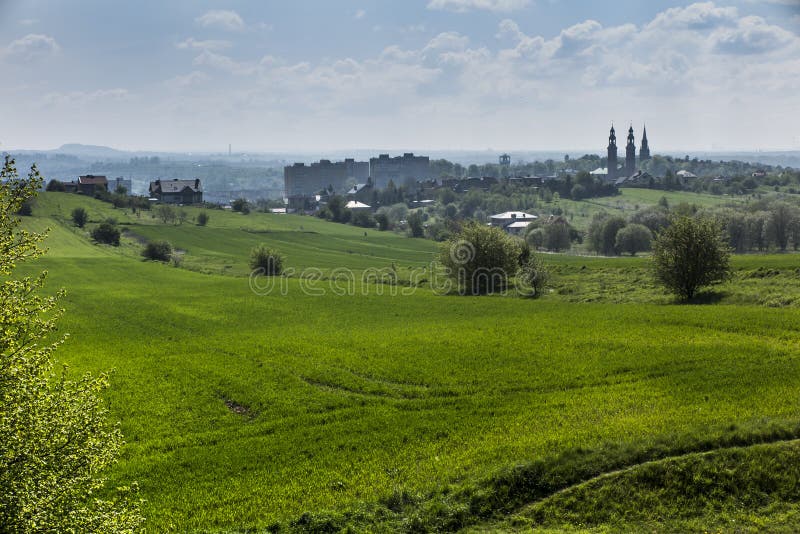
[1,0,798,152]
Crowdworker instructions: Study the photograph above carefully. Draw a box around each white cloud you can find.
[177,38,232,51]
[165,71,210,89]
[355,9,366,20]
[646,2,737,31]
[427,0,530,13]
[711,15,796,54]
[19,19,39,26]
[2,33,60,61]
[43,88,129,107]
[195,10,245,31]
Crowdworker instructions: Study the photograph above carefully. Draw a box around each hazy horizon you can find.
[1,1,799,153]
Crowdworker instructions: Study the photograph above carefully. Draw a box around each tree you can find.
[542,220,572,252]
[91,222,121,246]
[142,240,172,262]
[249,244,284,275]
[517,253,549,298]
[46,179,66,192]
[652,216,731,300]
[374,213,390,231]
[154,204,176,225]
[232,198,250,214]
[351,210,375,229]
[587,214,626,255]
[615,223,652,256]
[71,207,88,228]
[197,211,209,226]
[439,222,522,295]
[407,211,425,238]
[0,156,142,531]
[767,201,799,252]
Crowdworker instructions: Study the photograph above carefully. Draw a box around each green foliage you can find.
[652,216,732,300]
[0,157,142,532]
[615,223,652,256]
[407,211,424,238]
[587,213,626,255]
[249,244,284,275]
[517,253,549,298]
[154,204,176,225]
[46,179,66,192]
[91,222,121,246]
[196,211,209,226]
[16,200,33,216]
[350,210,375,229]
[438,222,521,295]
[232,198,250,214]
[142,240,172,262]
[71,206,88,228]
[542,220,572,252]
[374,212,389,231]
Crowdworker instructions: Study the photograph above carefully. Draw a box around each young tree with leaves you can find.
[0,156,142,532]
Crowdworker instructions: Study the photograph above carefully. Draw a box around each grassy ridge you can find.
[17,192,800,531]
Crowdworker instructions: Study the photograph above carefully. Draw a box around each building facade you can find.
[149,179,203,204]
[369,153,431,189]
[625,126,637,177]
[284,158,369,197]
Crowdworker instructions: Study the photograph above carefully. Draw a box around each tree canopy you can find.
[0,156,142,531]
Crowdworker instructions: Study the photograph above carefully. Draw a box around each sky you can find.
[0,0,799,153]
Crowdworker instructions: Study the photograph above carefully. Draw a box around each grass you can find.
[15,192,800,531]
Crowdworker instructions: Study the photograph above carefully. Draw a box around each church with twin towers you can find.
[606,124,650,181]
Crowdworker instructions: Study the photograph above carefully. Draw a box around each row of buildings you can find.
[284,153,431,198]
[58,175,204,204]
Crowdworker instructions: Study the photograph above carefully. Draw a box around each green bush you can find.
[517,253,549,298]
[45,179,66,192]
[439,222,521,295]
[142,240,173,262]
[615,223,652,256]
[249,244,284,275]
[652,216,731,300]
[71,207,88,228]
[197,211,209,226]
[91,222,121,246]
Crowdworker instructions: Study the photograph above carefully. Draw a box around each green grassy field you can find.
[18,192,800,531]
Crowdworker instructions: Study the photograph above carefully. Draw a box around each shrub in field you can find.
[250,244,284,275]
[16,200,33,216]
[652,216,731,300]
[615,223,652,256]
[0,156,142,531]
[232,198,250,214]
[351,210,375,229]
[155,204,176,225]
[439,222,521,295]
[91,222,121,246]
[197,211,209,226]
[142,240,173,262]
[71,207,88,228]
[588,213,626,255]
[517,253,549,298]
[45,179,66,192]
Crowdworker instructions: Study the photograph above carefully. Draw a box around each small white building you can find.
[490,211,538,228]
[504,221,534,235]
[345,200,371,211]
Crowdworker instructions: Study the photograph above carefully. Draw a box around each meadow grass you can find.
[16,192,800,531]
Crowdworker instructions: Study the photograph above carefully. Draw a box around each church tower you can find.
[625,125,636,177]
[639,125,650,161]
[607,125,618,181]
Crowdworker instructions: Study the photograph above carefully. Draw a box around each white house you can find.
[490,211,538,228]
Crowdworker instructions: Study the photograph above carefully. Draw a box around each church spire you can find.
[639,124,651,161]
[607,124,618,181]
[625,124,636,177]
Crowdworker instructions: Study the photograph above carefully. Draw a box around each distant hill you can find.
[55,143,131,160]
